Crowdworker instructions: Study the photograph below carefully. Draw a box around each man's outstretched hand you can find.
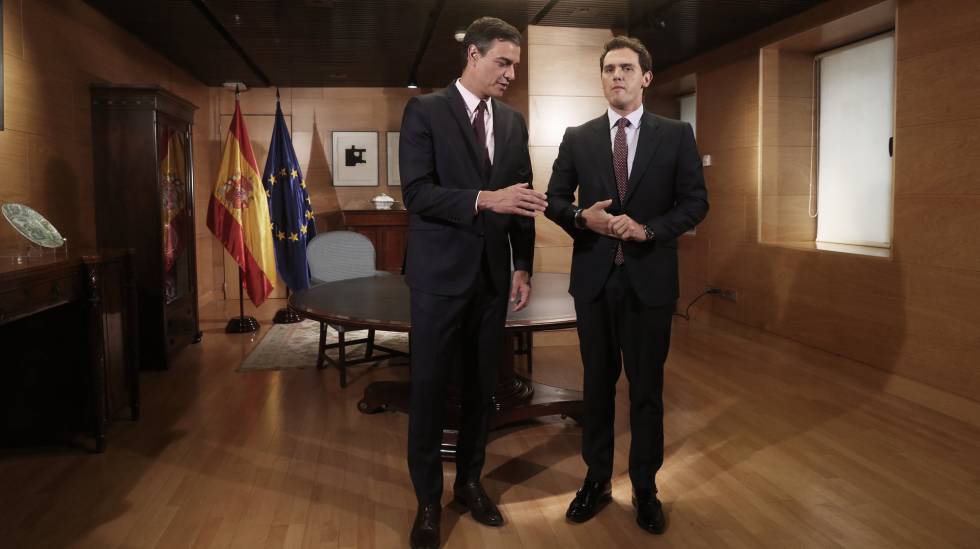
[478,183,547,217]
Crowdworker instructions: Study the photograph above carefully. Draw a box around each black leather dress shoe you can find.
[410,503,441,549]
[565,480,612,523]
[632,491,666,534]
[453,481,503,526]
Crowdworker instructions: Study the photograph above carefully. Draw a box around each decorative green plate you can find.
[1,203,66,248]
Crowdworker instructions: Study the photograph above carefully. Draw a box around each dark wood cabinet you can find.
[0,251,139,452]
[341,202,408,273]
[90,86,201,370]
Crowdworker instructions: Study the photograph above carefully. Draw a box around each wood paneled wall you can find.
[760,49,817,244]
[671,0,980,409]
[526,25,613,273]
[0,0,217,304]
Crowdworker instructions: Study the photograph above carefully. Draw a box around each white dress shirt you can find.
[607,105,643,177]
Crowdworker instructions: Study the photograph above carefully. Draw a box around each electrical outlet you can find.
[718,289,738,302]
[705,286,738,303]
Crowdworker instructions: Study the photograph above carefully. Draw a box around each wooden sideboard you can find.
[340,201,408,273]
[0,250,139,452]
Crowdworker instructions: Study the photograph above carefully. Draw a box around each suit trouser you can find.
[574,264,674,493]
[407,258,507,505]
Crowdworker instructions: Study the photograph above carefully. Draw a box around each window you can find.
[679,93,696,137]
[814,33,895,248]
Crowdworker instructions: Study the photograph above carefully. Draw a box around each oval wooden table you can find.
[289,272,582,458]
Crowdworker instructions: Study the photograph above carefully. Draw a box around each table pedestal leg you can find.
[358,330,582,459]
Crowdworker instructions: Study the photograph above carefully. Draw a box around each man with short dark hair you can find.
[399,16,547,549]
[545,35,708,535]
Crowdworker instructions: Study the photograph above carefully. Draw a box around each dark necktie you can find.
[614,117,630,265]
[473,100,491,175]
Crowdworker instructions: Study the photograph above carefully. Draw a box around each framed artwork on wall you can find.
[332,131,378,186]
[386,131,400,186]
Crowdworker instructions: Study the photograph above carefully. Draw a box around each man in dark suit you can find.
[399,16,547,549]
[545,36,708,535]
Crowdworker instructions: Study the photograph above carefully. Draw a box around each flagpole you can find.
[226,269,260,333]
[220,83,260,334]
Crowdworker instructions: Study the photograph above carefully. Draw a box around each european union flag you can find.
[262,99,316,291]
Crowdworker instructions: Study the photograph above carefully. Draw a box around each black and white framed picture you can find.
[386,131,400,186]
[332,131,378,186]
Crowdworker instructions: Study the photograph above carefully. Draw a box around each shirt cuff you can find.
[474,191,481,214]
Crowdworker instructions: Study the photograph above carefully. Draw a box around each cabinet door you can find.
[158,122,194,305]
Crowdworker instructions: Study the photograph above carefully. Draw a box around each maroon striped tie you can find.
[473,100,491,174]
[613,117,630,265]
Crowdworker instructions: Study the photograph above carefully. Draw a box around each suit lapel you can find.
[445,84,484,179]
[488,100,511,189]
[590,116,620,207]
[623,112,662,205]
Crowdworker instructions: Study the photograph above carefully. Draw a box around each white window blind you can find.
[815,33,895,248]
[679,93,696,137]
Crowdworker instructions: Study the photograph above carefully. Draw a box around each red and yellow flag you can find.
[207,99,276,306]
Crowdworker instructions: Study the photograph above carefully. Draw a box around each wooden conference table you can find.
[289,273,582,457]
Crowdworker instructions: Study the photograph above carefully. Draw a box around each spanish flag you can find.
[207,99,276,306]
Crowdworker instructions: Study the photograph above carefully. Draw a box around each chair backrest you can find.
[307,230,379,284]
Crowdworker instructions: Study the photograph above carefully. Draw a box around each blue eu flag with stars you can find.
[262,99,316,291]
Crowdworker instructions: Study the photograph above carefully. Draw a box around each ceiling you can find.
[86,0,827,88]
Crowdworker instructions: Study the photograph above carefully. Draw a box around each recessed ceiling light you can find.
[453,29,466,42]
[407,81,419,89]
[222,81,247,92]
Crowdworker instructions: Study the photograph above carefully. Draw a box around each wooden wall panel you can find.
[896,39,980,128]
[761,97,813,148]
[533,245,573,274]
[526,25,611,274]
[527,26,613,47]
[705,147,759,198]
[761,146,812,196]
[528,95,609,147]
[528,45,604,97]
[760,48,816,246]
[894,119,980,196]
[646,95,680,119]
[0,0,217,305]
[892,196,980,272]
[699,99,759,151]
[895,0,980,60]
[528,146,560,193]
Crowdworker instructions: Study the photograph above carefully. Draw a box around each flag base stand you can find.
[274,288,303,324]
[273,308,302,324]
[226,315,260,333]
[226,269,259,334]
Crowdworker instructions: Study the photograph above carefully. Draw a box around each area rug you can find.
[237,319,409,372]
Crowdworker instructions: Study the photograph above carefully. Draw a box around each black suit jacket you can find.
[545,111,708,306]
[399,84,534,297]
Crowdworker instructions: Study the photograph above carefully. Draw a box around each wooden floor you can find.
[2,298,979,549]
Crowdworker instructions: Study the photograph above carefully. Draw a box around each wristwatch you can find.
[643,224,655,241]
[573,208,586,229]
